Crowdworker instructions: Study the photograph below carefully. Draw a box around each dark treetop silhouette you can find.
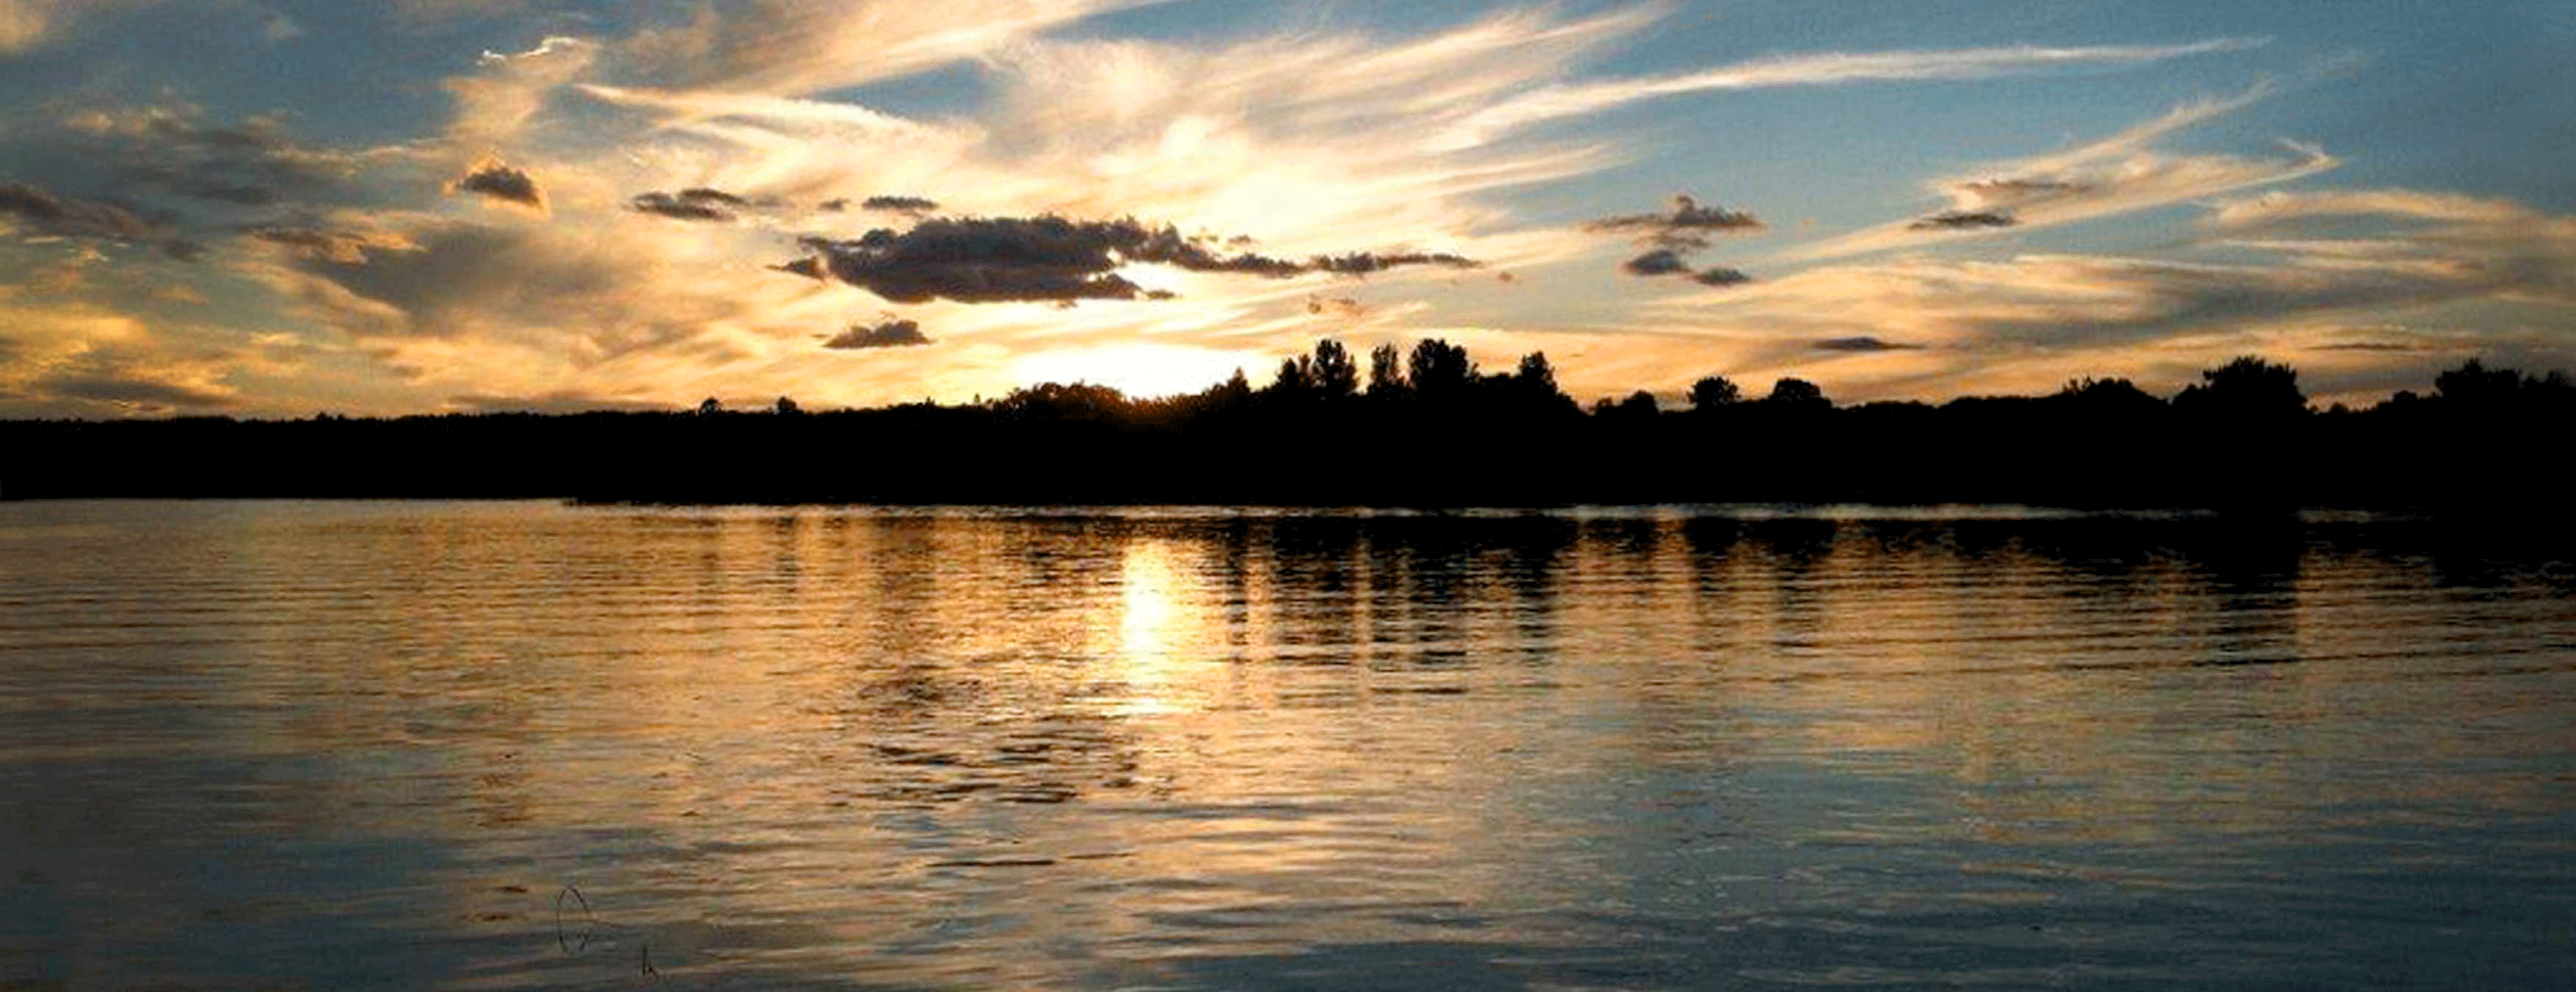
[2,344,2569,508]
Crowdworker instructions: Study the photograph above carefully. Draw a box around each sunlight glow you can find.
[1008,342,1254,399]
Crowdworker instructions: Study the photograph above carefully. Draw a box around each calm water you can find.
[2,501,2572,991]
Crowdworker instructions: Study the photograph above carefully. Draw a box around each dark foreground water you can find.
[2,501,2572,991]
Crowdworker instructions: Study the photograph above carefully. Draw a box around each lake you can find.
[2,501,2572,990]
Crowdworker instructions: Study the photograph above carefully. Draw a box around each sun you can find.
[1007,343,1258,400]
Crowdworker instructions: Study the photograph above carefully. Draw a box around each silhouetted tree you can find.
[2054,377,2162,417]
[1214,368,1252,407]
[2435,358,2524,409]
[1766,378,1828,408]
[774,396,802,416]
[1408,339,1476,399]
[1367,343,1406,398]
[1302,339,1359,399]
[21,332,2575,509]
[1270,356,1310,397]
[995,381,1128,419]
[2173,356,2304,419]
[1688,375,1741,410]
[1508,352,1576,414]
[1515,352,1557,394]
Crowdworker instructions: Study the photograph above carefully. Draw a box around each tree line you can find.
[3,338,2569,509]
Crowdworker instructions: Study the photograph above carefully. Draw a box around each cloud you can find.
[447,35,598,150]
[62,106,361,207]
[1789,85,2337,261]
[1306,295,1366,318]
[37,370,236,408]
[0,181,200,259]
[784,215,1477,304]
[0,300,246,414]
[0,0,144,54]
[1,182,154,240]
[860,195,938,215]
[824,318,932,350]
[450,161,545,210]
[1433,36,2265,149]
[1623,249,1691,277]
[1815,336,1924,352]
[245,223,417,264]
[1595,195,1766,282]
[1909,210,2018,230]
[615,0,1164,99]
[1308,251,1480,275]
[1588,195,1766,241]
[630,187,751,222]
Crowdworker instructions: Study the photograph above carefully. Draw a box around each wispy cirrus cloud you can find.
[1786,84,2337,261]
[615,0,1168,98]
[1432,36,2265,149]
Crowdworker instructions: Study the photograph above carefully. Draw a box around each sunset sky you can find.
[1,0,2569,417]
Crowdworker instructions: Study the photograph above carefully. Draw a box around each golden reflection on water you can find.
[2,503,2573,990]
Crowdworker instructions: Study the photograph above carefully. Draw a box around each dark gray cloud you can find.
[2307,341,2427,352]
[84,112,354,207]
[1910,210,2018,230]
[1814,336,1925,352]
[247,225,392,263]
[1595,194,1763,282]
[824,318,932,350]
[1623,249,1691,277]
[1310,251,1480,275]
[451,163,543,208]
[782,215,1478,305]
[1621,253,1751,286]
[0,181,202,260]
[38,372,238,409]
[860,195,938,215]
[1,182,157,240]
[631,187,749,222]
[1589,194,1766,238]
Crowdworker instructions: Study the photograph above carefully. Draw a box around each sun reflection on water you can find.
[1116,536,1195,714]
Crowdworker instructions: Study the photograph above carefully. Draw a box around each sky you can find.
[0,0,2569,417]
